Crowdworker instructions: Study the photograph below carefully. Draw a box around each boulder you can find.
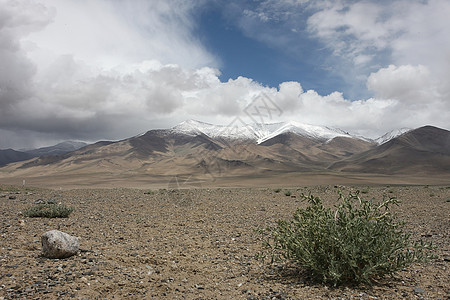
[41,230,79,259]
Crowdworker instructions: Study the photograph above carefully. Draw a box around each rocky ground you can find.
[0,184,449,299]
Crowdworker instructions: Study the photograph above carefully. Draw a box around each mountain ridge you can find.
[0,123,448,187]
[171,120,366,144]
[329,126,450,174]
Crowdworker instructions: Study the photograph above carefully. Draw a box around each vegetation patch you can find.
[23,203,74,218]
[258,191,435,286]
[361,188,370,194]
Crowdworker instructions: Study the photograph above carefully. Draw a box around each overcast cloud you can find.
[0,0,449,149]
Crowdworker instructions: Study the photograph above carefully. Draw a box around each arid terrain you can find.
[1,184,449,299]
[1,125,449,189]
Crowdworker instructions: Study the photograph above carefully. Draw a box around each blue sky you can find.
[197,4,351,98]
[195,0,389,100]
[1,0,449,148]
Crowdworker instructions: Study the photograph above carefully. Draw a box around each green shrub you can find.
[273,188,282,193]
[361,188,369,194]
[284,190,292,196]
[258,191,434,286]
[23,203,74,218]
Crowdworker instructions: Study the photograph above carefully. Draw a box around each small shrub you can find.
[361,188,369,194]
[23,203,74,218]
[258,191,434,286]
[284,190,292,196]
[274,188,281,193]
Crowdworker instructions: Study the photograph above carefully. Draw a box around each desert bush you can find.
[284,190,292,196]
[23,203,74,218]
[258,191,434,285]
[361,188,369,194]
[273,188,282,193]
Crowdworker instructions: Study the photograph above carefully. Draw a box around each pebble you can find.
[0,186,448,299]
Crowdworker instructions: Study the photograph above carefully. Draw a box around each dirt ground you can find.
[0,185,449,299]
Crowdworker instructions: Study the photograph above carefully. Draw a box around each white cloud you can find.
[25,0,217,71]
[367,65,435,102]
[307,1,393,58]
[236,0,450,132]
[307,0,450,74]
[0,0,220,148]
[0,0,449,150]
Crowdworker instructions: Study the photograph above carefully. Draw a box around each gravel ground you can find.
[0,185,449,299]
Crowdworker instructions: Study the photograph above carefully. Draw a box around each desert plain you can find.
[0,181,449,299]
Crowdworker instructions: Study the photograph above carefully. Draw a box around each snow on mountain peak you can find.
[375,128,411,145]
[255,121,352,144]
[173,120,261,140]
[172,120,358,143]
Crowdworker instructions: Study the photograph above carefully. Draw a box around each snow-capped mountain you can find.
[172,120,361,144]
[2,122,448,187]
[255,121,353,144]
[171,120,262,140]
[375,128,411,145]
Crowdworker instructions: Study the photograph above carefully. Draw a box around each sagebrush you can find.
[259,191,434,285]
[23,203,74,218]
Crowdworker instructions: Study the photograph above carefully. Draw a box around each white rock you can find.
[41,230,79,259]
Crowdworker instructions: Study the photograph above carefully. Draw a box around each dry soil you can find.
[0,185,449,299]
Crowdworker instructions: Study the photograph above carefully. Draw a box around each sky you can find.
[1,0,449,149]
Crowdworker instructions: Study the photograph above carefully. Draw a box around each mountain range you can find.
[0,141,87,167]
[0,120,448,187]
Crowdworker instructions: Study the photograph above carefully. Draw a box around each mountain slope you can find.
[172,120,364,144]
[1,122,375,178]
[1,123,448,186]
[24,141,88,157]
[0,141,88,167]
[375,128,411,145]
[329,126,450,174]
[0,149,35,167]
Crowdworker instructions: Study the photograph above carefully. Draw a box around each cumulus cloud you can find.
[0,1,53,112]
[367,65,434,102]
[225,0,450,129]
[0,0,449,150]
[26,0,217,71]
[306,0,450,69]
[0,0,218,148]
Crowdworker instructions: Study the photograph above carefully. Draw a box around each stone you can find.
[41,230,79,259]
